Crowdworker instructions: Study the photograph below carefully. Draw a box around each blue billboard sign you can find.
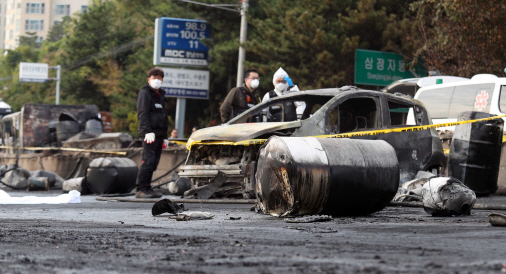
[153,17,211,67]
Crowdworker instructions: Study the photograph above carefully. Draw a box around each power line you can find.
[67,35,154,70]
[0,34,154,82]
[177,0,241,12]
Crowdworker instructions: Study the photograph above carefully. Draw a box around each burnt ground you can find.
[1,191,506,274]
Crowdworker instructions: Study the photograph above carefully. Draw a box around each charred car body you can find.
[181,86,446,198]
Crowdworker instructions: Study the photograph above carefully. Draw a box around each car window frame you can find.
[324,94,383,134]
[384,97,427,127]
[228,94,335,125]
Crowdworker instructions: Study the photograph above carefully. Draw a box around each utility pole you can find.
[54,65,61,105]
[48,65,61,104]
[235,0,248,87]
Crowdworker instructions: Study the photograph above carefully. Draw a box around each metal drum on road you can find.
[256,136,399,216]
[449,111,504,195]
[85,157,138,195]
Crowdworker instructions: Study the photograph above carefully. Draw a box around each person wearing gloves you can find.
[262,67,305,121]
[220,69,262,123]
[135,68,169,199]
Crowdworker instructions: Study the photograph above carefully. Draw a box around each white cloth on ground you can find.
[0,189,81,204]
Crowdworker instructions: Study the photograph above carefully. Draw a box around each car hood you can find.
[189,121,302,143]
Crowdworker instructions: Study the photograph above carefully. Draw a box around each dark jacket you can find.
[220,84,261,123]
[137,83,169,139]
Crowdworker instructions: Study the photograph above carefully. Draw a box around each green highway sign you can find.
[354,49,426,86]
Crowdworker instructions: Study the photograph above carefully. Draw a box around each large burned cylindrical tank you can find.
[256,137,399,216]
[85,157,138,195]
[449,111,504,195]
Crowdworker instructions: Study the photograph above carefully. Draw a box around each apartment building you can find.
[3,0,91,50]
[0,0,7,49]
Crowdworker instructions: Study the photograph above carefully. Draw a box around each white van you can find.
[407,74,506,129]
[382,76,469,97]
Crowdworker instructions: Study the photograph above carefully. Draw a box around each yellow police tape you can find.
[169,140,188,146]
[186,114,506,151]
[0,146,127,156]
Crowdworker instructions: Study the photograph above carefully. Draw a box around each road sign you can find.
[153,17,211,67]
[160,67,210,100]
[354,49,426,86]
[19,62,48,83]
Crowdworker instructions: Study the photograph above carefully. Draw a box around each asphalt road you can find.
[1,190,506,274]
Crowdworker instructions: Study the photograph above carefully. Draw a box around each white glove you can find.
[163,139,169,148]
[144,133,155,144]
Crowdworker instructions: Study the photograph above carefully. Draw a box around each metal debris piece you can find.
[152,198,184,216]
[415,170,436,179]
[421,177,476,216]
[229,217,241,220]
[184,171,227,199]
[168,177,192,195]
[393,177,430,202]
[285,215,333,223]
[175,211,214,221]
[489,212,506,226]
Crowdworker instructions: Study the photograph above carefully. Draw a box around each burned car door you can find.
[380,97,446,182]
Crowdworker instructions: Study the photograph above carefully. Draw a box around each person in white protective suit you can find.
[262,67,305,121]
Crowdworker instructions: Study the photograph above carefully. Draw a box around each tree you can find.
[46,16,71,43]
[246,0,418,89]
[55,0,142,121]
[411,0,506,77]
[19,32,39,48]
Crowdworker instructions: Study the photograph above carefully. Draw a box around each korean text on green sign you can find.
[354,49,426,86]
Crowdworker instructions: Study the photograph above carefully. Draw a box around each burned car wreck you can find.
[181,86,446,198]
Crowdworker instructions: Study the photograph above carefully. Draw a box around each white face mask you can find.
[149,79,163,90]
[249,79,259,89]
[275,82,288,93]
